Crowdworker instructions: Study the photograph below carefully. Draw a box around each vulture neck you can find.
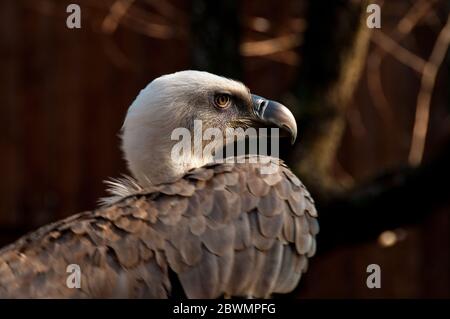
[126,135,221,187]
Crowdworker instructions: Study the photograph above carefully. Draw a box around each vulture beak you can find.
[251,94,298,144]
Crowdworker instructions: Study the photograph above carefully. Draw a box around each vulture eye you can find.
[214,94,231,109]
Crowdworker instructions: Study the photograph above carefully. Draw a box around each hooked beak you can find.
[251,94,298,144]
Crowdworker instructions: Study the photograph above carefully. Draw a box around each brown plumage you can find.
[0,71,318,298]
[0,157,317,298]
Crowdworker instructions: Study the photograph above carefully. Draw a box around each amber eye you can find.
[214,94,231,108]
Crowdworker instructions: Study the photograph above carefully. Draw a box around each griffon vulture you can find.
[0,71,318,298]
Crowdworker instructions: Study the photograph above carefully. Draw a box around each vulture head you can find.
[122,70,297,186]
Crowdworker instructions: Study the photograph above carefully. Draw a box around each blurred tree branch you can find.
[279,1,450,263]
[371,30,426,73]
[317,138,450,254]
[409,13,450,166]
[289,1,450,256]
[240,33,301,59]
[367,0,436,127]
[288,0,372,198]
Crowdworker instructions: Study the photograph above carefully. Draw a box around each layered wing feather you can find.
[0,156,318,298]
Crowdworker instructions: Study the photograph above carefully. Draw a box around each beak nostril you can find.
[258,99,268,115]
[251,93,297,143]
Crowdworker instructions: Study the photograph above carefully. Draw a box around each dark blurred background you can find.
[0,0,449,298]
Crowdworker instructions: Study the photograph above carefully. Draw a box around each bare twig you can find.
[143,0,185,21]
[240,34,302,57]
[408,14,450,166]
[242,16,305,65]
[367,0,435,125]
[396,0,436,34]
[371,31,426,73]
[120,15,174,39]
[101,0,180,40]
[101,0,135,34]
